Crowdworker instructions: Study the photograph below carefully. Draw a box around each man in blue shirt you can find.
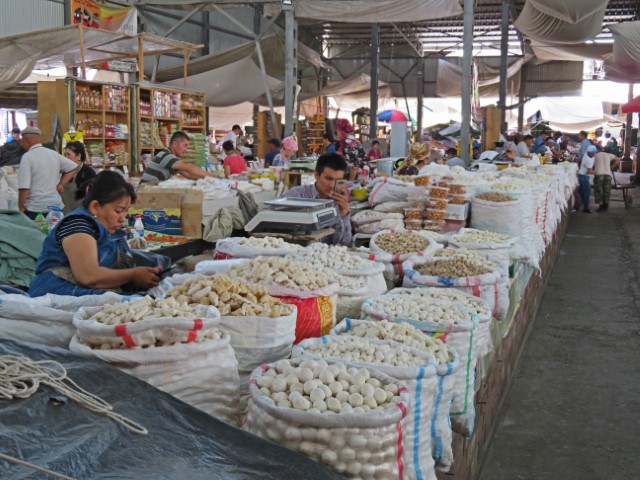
[577,130,592,159]
[263,138,281,167]
[6,127,20,144]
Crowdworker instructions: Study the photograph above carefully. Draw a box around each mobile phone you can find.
[334,179,347,194]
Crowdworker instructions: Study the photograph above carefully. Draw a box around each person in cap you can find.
[396,142,430,176]
[578,144,597,213]
[6,127,21,144]
[544,137,562,162]
[264,138,281,167]
[272,136,298,168]
[18,126,79,220]
[493,142,518,163]
[139,131,214,185]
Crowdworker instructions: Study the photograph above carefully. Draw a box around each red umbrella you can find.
[620,95,640,113]
[378,109,409,122]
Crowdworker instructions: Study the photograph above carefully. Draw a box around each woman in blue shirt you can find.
[29,171,161,297]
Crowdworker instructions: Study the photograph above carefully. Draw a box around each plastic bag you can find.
[368,177,412,206]
[214,236,303,260]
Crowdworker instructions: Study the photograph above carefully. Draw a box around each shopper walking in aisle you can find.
[139,131,214,185]
[576,130,592,159]
[272,136,298,168]
[61,141,96,213]
[593,146,621,212]
[578,145,597,213]
[222,140,248,177]
[263,138,281,167]
[18,127,78,220]
[285,153,352,246]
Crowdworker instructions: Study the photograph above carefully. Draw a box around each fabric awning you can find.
[435,58,522,97]
[620,95,640,114]
[531,43,613,62]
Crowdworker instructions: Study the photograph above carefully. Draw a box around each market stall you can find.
[0,153,577,480]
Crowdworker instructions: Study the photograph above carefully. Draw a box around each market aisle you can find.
[480,191,640,480]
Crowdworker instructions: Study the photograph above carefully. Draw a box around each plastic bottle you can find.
[45,206,64,231]
[34,212,48,234]
[133,215,145,238]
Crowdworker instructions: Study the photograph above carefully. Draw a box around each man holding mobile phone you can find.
[284,153,352,246]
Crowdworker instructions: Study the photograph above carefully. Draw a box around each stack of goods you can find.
[104,85,128,112]
[405,187,428,230]
[85,140,105,166]
[105,141,128,166]
[153,91,181,118]
[181,133,208,167]
[74,86,102,110]
[244,358,411,479]
[70,296,240,424]
[77,119,102,138]
[158,122,179,149]
[425,183,449,232]
[139,121,153,148]
[104,123,128,139]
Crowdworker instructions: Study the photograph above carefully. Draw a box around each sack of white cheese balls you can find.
[244,358,411,479]
[292,335,452,480]
[214,236,304,260]
[330,318,460,471]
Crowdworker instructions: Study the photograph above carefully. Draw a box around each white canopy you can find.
[435,59,522,97]
[531,43,613,63]
[515,0,608,45]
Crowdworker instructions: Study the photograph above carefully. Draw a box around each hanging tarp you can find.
[609,21,640,69]
[514,0,608,45]
[603,52,640,84]
[0,84,37,109]
[308,71,393,112]
[435,58,522,97]
[531,43,613,63]
[524,96,607,133]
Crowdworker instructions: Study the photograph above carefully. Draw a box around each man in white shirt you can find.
[593,148,620,212]
[221,124,242,159]
[515,135,533,163]
[578,145,596,213]
[18,127,78,220]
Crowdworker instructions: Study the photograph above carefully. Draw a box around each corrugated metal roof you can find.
[0,0,64,37]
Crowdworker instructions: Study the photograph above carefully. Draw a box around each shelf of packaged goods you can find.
[75,108,102,113]
[154,116,181,122]
[181,125,205,128]
[140,114,153,119]
[105,138,129,141]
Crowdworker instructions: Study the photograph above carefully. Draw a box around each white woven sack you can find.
[370,230,441,264]
[373,201,410,213]
[70,332,241,425]
[449,228,515,279]
[73,304,220,348]
[401,255,508,321]
[0,292,129,348]
[215,236,303,259]
[368,177,412,206]
[329,318,460,471]
[244,358,411,479]
[292,338,440,480]
[351,210,404,228]
[355,218,405,234]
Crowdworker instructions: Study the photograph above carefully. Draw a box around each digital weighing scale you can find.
[245,198,339,234]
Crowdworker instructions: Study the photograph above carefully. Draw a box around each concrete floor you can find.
[479,188,640,480]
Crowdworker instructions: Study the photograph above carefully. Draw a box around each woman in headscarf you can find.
[272,136,298,168]
[335,119,367,181]
[396,142,430,175]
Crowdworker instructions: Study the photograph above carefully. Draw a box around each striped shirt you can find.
[55,215,100,246]
[140,150,180,184]
[284,183,353,246]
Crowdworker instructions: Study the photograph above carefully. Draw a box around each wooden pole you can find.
[78,24,87,79]
[138,35,145,82]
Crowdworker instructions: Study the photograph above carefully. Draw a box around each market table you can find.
[0,338,342,480]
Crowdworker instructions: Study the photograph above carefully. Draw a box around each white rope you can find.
[0,453,78,480]
[0,355,148,435]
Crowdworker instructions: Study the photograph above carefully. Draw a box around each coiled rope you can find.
[0,354,148,435]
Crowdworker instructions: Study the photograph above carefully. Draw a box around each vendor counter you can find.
[436,207,570,480]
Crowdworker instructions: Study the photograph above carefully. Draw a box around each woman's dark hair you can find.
[65,141,87,163]
[322,132,334,142]
[222,140,235,152]
[76,170,136,208]
[371,140,380,146]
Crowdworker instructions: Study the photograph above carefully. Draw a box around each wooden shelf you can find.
[154,116,181,122]
[106,137,129,141]
[75,108,102,113]
[182,125,205,128]
[181,106,204,111]
[106,109,129,114]
[140,114,153,119]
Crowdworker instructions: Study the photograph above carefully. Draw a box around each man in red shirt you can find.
[222,140,247,177]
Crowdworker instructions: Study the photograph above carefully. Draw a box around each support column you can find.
[201,11,210,55]
[498,0,510,132]
[283,3,297,138]
[624,83,633,159]
[253,5,262,146]
[370,23,380,139]
[416,58,424,142]
[460,0,474,165]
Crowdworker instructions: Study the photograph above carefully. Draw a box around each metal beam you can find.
[370,23,380,139]
[416,58,424,142]
[283,3,297,138]
[460,0,474,166]
[498,0,510,132]
[391,23,423,57]
[201,11,210,55]
[151,4,205,82]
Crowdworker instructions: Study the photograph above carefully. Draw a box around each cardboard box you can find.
[131,187,204,238]
[445,202,469,220]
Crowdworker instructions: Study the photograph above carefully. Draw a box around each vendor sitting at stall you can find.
[284,153,352,246]
[222,140,248,177]
[396,142,430,175]
[272,136,298,168]
[29,171,162,297]
[139,131,214,185]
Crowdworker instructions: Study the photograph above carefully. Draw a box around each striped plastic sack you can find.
[330,318,461,471]
[244,358,411,480]
[293,336,443,480]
